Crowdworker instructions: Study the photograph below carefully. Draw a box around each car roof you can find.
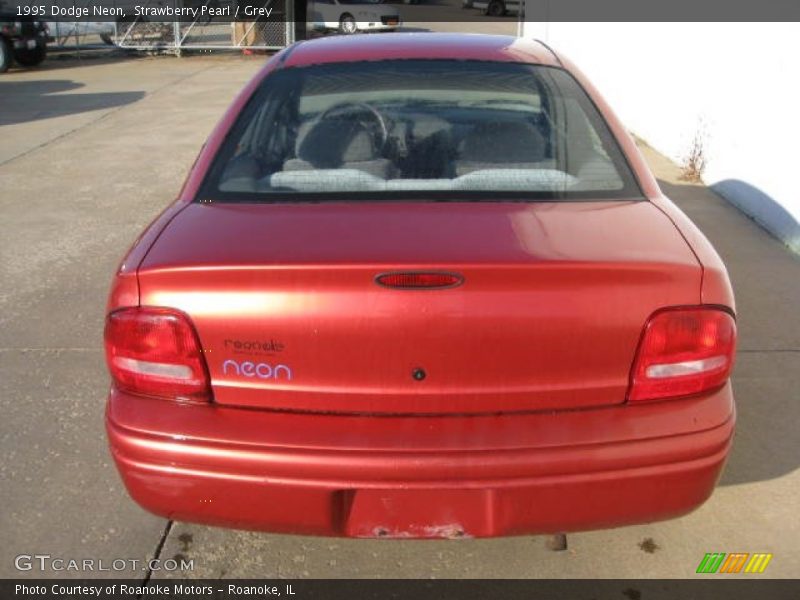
[279,33,562,69]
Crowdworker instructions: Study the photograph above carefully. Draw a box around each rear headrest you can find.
[296,119,378,167]
[459,121,546,164]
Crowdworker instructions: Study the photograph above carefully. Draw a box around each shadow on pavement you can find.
[5,49,141,73]
[658,178,800,488]
[0,79,145,126]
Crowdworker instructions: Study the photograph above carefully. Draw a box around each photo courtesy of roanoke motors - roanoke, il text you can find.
[14,584,297,597]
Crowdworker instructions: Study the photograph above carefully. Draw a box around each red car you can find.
[105,33,736,538]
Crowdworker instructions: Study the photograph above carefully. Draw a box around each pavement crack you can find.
[0,99,132,168]
[140,519,174,591]
[147,61,223,95]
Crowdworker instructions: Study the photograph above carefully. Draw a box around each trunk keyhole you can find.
[412,368,426,381]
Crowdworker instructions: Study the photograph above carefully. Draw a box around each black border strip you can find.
[2,579,799,600]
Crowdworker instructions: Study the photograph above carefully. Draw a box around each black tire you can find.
[14,45,46,67]
[486,0,505,16]
[0,37,12,73]
[100,33,115,45]
[339,14,357,34]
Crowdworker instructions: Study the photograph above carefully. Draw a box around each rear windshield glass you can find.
[200,60,642,202]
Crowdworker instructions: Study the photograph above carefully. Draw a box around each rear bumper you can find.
[106,385,735,538]
[361,21,400,31]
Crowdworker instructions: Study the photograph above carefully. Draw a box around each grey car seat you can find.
[453,121,553,177]
[283,119,395,179]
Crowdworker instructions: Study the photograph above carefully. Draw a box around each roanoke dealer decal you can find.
[220,337,292,380]
[224,337,285,356]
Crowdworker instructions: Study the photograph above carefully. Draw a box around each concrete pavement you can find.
[1,49,798,580]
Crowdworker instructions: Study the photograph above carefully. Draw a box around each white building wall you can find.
[522,21,800,253]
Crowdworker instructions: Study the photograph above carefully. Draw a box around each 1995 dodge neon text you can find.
[104,33,736,538]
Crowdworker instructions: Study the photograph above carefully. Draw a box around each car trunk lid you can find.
[137,200,700,414]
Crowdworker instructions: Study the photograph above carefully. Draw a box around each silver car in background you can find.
[308,0,401,34]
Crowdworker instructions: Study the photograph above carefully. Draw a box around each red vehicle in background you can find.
[104,34,736,538]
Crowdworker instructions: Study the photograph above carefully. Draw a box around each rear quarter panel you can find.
[555,50,734,310]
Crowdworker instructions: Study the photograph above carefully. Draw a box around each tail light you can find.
[628,307,736,403]
[104,307,211,402]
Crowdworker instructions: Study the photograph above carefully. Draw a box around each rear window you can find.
[200,59,642,202]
